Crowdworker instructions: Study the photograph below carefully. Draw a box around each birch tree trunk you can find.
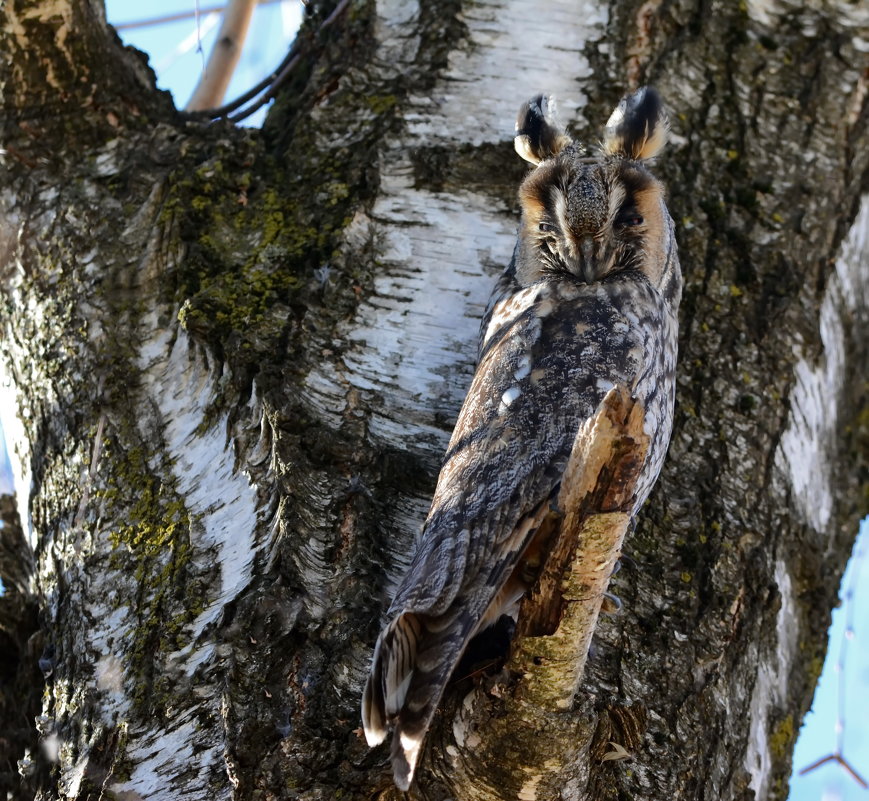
[0,1,866,800]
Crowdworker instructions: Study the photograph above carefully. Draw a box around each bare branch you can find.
[186,0,258,111]
[113,0,283,31]
[510,387,649,705]
[181,0,350,123]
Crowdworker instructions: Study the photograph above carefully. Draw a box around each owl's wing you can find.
[362,276,650,789]
[477,242,521,362]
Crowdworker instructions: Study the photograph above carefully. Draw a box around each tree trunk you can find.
[0,1,866,799]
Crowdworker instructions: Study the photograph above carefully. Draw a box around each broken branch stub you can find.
[510,385,650,708]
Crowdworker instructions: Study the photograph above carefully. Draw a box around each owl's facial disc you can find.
[552,167,612,283]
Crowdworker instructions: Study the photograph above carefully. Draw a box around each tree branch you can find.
[186,0,257,111]
[0,0,172,153]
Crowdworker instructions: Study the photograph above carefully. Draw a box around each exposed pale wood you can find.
[510,387,650,706]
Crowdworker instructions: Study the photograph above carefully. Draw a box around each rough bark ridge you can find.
[0,1,866,800]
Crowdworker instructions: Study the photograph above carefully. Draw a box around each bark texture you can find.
[0,1,866,800]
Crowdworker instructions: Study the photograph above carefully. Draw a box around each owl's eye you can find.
[538,222,555,233]
[617,209,644,227]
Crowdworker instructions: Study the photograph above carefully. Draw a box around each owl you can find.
[362,87,682,790]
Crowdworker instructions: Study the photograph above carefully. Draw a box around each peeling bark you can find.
[0,1,866,800]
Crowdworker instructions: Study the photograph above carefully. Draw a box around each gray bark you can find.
[0,1,866,800]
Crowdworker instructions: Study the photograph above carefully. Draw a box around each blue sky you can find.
[3,3,867,796]
[790,521,868,800]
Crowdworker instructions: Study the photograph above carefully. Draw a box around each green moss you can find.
[769,715,795,760]
[99,428,204,715]
[364,94,398,115]
[806,655,824,686]
[159,129,372,362]
[108,723,132,783]
[323,181,350,206]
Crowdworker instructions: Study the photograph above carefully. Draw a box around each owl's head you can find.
[513,88,675,293]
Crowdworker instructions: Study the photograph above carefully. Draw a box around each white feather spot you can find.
[554,190,569,240]
[514,355,532,381]
[501,386,522,408]
[399,731,423,783]
[605,104,625,130]
[364,725,386,747]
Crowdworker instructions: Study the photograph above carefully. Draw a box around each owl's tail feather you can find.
[362,611,423,747]
[390,607,477,790]
[363,504,556,789]
[362,605,477,790]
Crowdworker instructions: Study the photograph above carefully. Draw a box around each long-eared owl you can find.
[362,87,682,790]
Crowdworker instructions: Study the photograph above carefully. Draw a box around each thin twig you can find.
[113,0,284,31]
[799,752,869,789]
[187,42,300,118]
[227,53,300,122]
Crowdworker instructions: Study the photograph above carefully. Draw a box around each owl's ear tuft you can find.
[514,95,570,165]
[602,86,668,161]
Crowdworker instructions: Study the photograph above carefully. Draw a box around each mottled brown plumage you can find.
[362,87,681,790]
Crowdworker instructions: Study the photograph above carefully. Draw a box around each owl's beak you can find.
[573,235,599,284]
